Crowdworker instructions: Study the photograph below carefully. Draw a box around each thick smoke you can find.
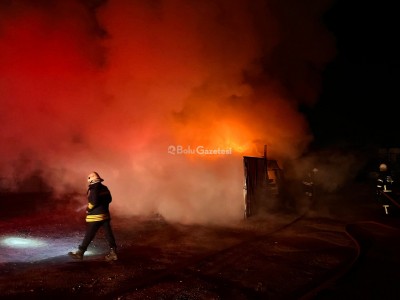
[0,0,335,224]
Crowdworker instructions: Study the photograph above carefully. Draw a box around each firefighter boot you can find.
[105,248,118,261]
[68,249,84,260]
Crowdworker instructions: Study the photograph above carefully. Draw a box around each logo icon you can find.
[167,145,176,155]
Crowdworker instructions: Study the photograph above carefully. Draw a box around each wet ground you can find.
[1,183,400,299]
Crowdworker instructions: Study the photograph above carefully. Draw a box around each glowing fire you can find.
[0,1,334,224]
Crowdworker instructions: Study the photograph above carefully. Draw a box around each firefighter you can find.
[376,163,394,215]
[302,168,318,209]
[68,172,118,261]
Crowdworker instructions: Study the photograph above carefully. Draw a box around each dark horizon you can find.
[307,0,400,149]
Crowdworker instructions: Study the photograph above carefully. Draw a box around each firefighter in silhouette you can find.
[68,172,118,261]
[302,168,318,209]
[376,163,394,215]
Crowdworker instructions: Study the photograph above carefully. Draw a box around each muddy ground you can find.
[1,183,400,299]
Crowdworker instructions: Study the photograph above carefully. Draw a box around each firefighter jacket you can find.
[376,171,394,195]
[86,182,112,222]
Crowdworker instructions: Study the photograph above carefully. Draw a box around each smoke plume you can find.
[0,0,335,224]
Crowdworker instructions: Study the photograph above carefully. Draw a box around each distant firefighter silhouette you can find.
[302,168,319,209]
[376,163,394,215]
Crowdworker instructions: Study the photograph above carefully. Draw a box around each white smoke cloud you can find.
[0,0,335,224]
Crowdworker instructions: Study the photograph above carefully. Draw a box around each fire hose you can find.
[75,204,88,212]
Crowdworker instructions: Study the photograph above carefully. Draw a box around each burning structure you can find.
[243,146,284,218]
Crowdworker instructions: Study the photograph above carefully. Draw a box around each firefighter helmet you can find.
[379,164,388,172]
[87,172,104,184]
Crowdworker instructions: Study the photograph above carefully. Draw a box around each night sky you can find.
[309,0,400,149]
[1,0,397,223]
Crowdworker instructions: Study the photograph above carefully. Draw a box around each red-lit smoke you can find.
[0,0,335,224]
